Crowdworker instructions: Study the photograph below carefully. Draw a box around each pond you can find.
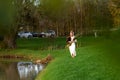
[0,61,44,80]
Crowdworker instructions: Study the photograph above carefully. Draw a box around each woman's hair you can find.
[70,30,74,35]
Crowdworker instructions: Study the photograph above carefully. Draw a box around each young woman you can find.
[67,31,77,58]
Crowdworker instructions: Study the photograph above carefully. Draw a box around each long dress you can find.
[69,36,76,56]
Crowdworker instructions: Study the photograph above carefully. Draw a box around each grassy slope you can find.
[36,37,120,80]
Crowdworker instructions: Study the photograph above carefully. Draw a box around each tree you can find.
[0,0,40,49]
[0,0,116,49]
[0,0,18,49]
[108,0,120,27]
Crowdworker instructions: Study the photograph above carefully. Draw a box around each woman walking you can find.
[67,30,77,58]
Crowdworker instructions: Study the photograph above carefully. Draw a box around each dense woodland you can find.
[0,0,120,48]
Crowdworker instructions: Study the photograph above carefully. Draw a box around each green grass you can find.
[17,37,67,50]
[35,38,120,80]
[0,31,120,80]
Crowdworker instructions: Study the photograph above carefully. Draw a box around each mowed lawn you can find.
[0,31,120,80]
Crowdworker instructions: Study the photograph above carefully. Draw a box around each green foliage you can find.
[83,0,113,30]
[41,0,68,20]
[0,0,15,25]
[0,0,16,35]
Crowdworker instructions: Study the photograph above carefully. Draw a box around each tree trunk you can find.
[2,35,17,49]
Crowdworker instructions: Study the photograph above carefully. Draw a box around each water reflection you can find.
[0,61,44,80]
[0,62,19,80]
[17,62,44,80]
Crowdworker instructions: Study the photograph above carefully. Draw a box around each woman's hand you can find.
[74,39,77,43]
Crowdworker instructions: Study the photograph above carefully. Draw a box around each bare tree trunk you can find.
[56,22,59,37]
[2,35,17,49]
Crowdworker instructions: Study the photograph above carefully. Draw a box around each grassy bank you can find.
[35,37,120,80]
[36,30,120,80]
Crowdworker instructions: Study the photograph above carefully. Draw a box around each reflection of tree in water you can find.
[0,62,20,80]
[17,62,44,80]
[0,62,44,80]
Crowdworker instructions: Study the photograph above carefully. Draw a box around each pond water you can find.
[0,61,44,80]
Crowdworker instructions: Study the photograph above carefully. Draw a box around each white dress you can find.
[69,36,76,56]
